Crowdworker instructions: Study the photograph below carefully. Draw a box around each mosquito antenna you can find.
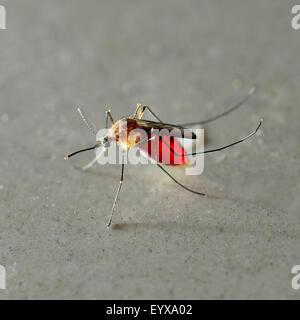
[64,144,100,160]
[179,86,257,127]
[160,120,263,157]
[77,108,97,135]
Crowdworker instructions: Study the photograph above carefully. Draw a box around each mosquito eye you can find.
[101,137,110,148]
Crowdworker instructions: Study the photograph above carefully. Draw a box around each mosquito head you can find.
[99,135,111,148]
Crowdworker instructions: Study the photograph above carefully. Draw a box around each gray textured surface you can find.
[0,0,299,299]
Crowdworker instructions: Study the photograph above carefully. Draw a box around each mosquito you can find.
[64,86,262,228]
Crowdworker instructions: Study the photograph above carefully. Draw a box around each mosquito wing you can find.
[135,119,196,139]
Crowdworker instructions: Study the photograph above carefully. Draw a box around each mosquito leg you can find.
[151,135,205,196]
[105,109,115,128]
[133,104,142,119]
[106,153,125,228]
[105,111,109,129]
[136,86,256,125]
[159,120,262,157]
[156,163,205,196]
[178,86,257,126]
[139,105,163,122]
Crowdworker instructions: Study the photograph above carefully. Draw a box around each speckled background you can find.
[0,0,299,299]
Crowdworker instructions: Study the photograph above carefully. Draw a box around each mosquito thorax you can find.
[109,118,148,149]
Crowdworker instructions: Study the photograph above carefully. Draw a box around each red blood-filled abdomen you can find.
[139,135,188,166]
